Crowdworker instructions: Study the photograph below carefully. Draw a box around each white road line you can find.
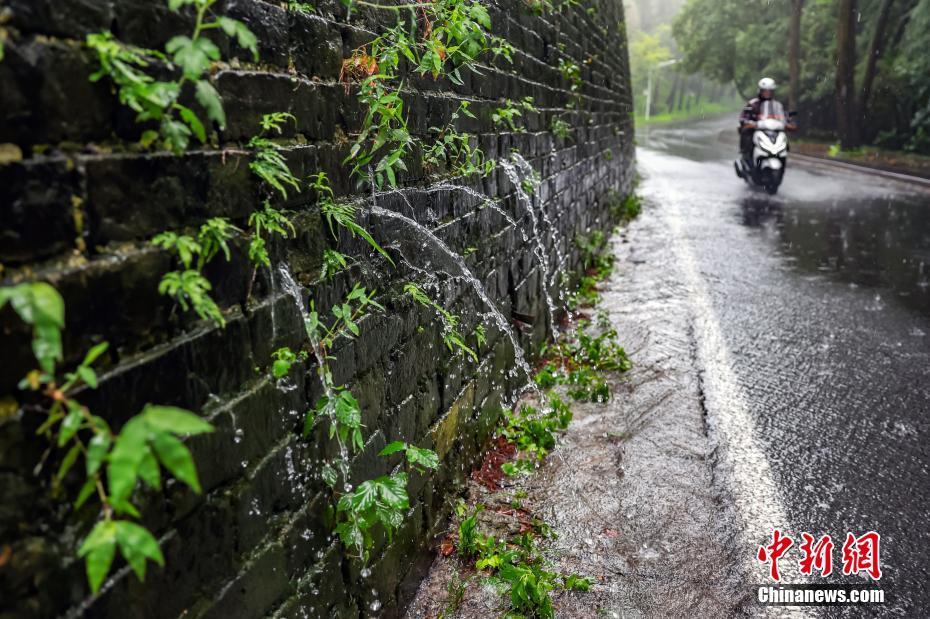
[660,196,814,617]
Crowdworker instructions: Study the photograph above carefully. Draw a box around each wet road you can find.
[638,116,930,616]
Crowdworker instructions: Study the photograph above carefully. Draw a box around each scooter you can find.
[735,106,797,195]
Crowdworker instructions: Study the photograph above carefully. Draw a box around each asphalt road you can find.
[637,116,930,616]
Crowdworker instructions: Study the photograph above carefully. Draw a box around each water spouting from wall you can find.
[277,263,353,489]
[499,156,561,338]
[368,204,535,387]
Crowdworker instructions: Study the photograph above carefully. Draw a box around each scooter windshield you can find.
[757,100,786,130]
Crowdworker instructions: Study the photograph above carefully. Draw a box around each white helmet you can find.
[758,77,777,91]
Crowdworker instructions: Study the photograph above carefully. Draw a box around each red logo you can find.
[757,529,793,581]
[842,531,883,580]
[799,533,834,576]
[758,531,882,582]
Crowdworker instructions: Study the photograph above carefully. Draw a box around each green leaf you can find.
[321,463,337,488]
[338,479,379,513]
[334,390,361,429]
[33,322,62,373]
[59,405,84,447]
[152,432,202,494]
[81,341,109,368]
[86,432,111,476]
[115,520,164,581]
[378,441,407,457]
[405,445,440,471]
[78,520,118,593]
[110,498,141,519]
[166,35,219,80]
[161,118,192,154]
[217,17,259,61]
[75,478,97,509]
[141,405,214,436]
[30,282,65,327]
[137,447,162,490]
[378,472,409,510]
[56,444,82,483]
[107,417,149,505]
[272,359,292,379]
[77,366,98,389]
[195,80,226,128]
[140,130,160,148]
[178,105,206,143]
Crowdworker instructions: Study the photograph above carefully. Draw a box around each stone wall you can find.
[0,0,634,616]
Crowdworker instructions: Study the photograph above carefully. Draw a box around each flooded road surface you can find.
[637,116,930,615]
[407,117,930,618]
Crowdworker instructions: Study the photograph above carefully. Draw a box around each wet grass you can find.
[793,138,930,178]
[633,101,738,126]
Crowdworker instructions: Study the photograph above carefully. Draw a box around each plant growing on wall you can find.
[247,201,296,269]
[152,217,239,327]
[86,0,257,153]
[249,113,302,200]
[550,116,572,140]
[340,0,513,187]
[423,102,494,178]
[404,282,480,362]
[270,284,442,564]
[152,221,231,326]
[492,97,537,132]
[336,441,440,561]
[309,171,394,266]
[1,283,213,593]
[302,284,384,459]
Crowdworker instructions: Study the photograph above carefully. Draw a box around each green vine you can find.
[404,282,481,362]
[423,102,494,178]
[152,218,239,327]
[86,0,257,153]
[341,0,513,187]
[492,97,536,132]
[249,113,302,200]
[1,283,213,593]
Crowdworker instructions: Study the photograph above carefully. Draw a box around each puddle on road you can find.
[739,193,930,317]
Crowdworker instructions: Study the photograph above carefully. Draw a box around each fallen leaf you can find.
[440,537,455,557]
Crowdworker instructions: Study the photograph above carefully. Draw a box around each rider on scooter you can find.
[739,78,797,163]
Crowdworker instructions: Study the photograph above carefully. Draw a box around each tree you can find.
[628,30,673,115]
[861,0,895,118]
[788,0,804,112]
[835,0,859,148]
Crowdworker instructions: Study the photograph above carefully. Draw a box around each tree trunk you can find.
[666,73,680,114]
[835,0,859,148]
[861,0,895,117]
[788,0,804,112]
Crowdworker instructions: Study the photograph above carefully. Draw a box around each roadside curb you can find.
[792,152,930,191]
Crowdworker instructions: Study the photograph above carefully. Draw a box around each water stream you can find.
[367,204,536,387]
[512,152,568,285]
[499,157,561,338]
[374,182,526,241]
[277,263,353,489]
